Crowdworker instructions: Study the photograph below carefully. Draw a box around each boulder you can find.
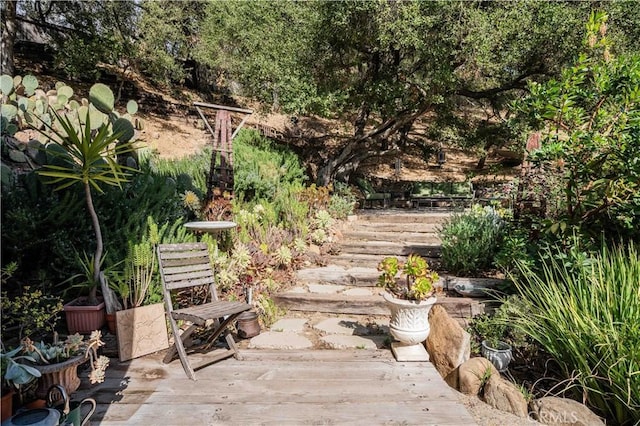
[457,357,499,395]
[425,305,471,379]
[530,397,605,426]
[483,375,528,418]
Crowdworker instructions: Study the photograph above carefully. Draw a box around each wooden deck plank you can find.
[119,401,476,425]
[75,350,476,425]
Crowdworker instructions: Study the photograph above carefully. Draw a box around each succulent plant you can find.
[0,74,142,144]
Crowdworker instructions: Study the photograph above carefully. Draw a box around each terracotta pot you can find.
[33,355,86,400]
[383,292,437,345]
[24,398,47,409]
[105,313,117,335]
[64,298,105,334]
[1,389,14,422]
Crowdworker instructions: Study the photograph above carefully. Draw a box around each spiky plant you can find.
[36,107,136,303]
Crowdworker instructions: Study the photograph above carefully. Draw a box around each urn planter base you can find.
[391,342,430,362]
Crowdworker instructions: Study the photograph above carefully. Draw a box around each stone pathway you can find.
[241,311,390,351]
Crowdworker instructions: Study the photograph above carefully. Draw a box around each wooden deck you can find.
[75,349,476,425]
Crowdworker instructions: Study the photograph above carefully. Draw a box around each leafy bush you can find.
[327,182,357,219]
[494,228,535,279]
[511,242,640,424]
[439,205,507,276]
[233,129,307,202]
[513,12,640,244]
[467,296,533,355]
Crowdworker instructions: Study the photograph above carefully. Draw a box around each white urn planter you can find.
[383,292,437,361]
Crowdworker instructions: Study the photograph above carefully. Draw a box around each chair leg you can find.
[165,319,198,380]
[225,329,241,359]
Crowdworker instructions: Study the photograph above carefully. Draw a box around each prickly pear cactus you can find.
[0,74,141,144]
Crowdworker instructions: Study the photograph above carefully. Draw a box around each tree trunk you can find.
[1,0,17,76]
[316,104,431,185]
[85,183,102,304]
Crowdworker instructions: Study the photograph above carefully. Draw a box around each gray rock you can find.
[483,375,528,418]
[530,396,605,426]
[425,304,471,379]
[457,357,499,395]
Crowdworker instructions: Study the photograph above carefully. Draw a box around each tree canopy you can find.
[4,0,639,184]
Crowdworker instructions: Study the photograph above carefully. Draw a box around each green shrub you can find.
[439,205,507,276]
[233,129,307,202]
[328,182,357,219]
[494,228,535,279]
[512,242,640,424]
[467,295,533,355]
[149,148,210,194]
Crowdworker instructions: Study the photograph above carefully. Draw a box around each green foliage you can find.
[494,228,535,279]
[511,242,640,424]
[467,296,532,354]
[514,12,640,243]
[136,1,206,84]
[1,346,41,390]
[0,286,63,342]
[111,216,162,310]
[327,182,357,219]
[439,205,508,276]
[233,129,307,202]
[256,294,286,328]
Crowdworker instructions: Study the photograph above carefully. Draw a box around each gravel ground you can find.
[458,392,542,425]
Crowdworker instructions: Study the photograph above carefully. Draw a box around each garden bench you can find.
[356,178,391,208]
[409,181,474,208]
[157,242,251,380]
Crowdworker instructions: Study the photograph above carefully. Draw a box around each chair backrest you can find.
[157,242,218,303]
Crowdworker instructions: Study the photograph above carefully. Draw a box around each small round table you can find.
[184,221,237,233]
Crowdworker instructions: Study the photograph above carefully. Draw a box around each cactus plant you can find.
[0,76,141,305]
[22,75,38,96]
[89,83,115,114]
[0,75,14,96]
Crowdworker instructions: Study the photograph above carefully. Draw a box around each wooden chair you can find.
[157,242,251,380]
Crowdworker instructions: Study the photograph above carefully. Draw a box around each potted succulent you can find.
[377,254,439,361]
[19,331,109,400]
[1,345,42,421]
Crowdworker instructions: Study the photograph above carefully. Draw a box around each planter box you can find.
[64,298,106,334]
[116,303,169,362]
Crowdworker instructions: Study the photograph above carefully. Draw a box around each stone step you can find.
[246,316,389,350]
[354,211,452,224]
[347,222,441,233]
[342,230,440,244]
[330,253,442,270]
[273,290,486,320]
[295,265,380,286]
[338,241,442,257]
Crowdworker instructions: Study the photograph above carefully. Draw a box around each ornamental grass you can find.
[512,243,639,425]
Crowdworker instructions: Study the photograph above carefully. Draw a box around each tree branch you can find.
[455,67,545,100]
